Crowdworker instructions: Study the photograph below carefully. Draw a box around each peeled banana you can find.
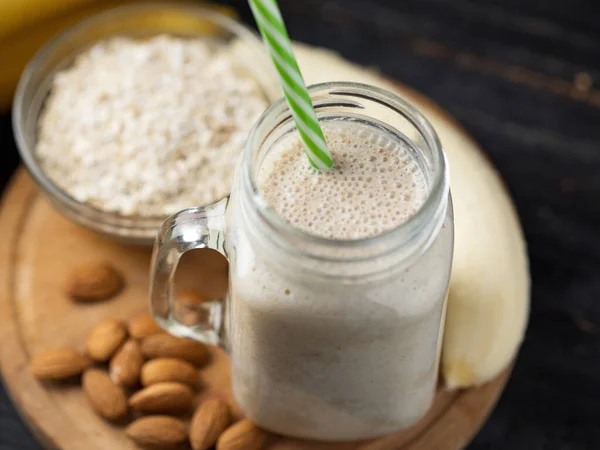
[292,44,530,389]
[437,128,530,389]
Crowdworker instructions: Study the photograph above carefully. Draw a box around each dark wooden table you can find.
[1,1,599,449]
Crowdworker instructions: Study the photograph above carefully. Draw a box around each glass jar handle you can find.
[150,197,228,346]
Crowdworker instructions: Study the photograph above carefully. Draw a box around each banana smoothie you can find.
[228,121,453,441]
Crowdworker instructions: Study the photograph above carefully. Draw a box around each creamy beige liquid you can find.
[229,122,452,440]
[260,125,428,239]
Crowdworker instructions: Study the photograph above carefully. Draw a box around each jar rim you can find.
[242,81,449,259]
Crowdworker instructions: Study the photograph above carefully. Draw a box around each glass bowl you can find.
[13,2,278,245]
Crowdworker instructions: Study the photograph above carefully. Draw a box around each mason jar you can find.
[151,82,454,441]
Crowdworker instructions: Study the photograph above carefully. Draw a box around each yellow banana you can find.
[0,1,236,111]
[0,0,91,40]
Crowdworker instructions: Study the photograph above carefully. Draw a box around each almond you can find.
[141,358,199,388]
[140,334,209,366]
[173,300,209,327]
[86,318,128,362]
[175,291,211,326]
[30,347,90,381]
[129,382,193,414]
[179,290,210,304]
[109,339,144,387]
[67,262,124,302]
[126,415,187,449]
[82,368,128,421]
[128,313,163,340]
[217,419,270,450]
[190,398,231,450]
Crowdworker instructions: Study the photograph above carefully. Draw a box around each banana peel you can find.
[0,0,237,111]
[292,44,530,389]
[0,0,91,40]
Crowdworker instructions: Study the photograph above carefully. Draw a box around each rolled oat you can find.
[36,35,268,216]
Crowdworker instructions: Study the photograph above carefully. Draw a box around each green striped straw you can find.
[248,0,333,170]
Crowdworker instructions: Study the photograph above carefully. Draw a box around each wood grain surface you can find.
[0,168,509,450]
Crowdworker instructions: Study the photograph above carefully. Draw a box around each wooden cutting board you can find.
[0,65,514,449]
[0,171,510,450]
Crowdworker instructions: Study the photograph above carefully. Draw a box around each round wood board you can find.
[0,169,511,450]
[0,69,513,449]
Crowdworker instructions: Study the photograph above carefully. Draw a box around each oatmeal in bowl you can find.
[13,3,277,244]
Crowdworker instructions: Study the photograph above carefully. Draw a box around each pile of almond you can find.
[29,312,271,449]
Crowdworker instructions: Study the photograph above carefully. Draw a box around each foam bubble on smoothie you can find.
[259,123,428,240]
